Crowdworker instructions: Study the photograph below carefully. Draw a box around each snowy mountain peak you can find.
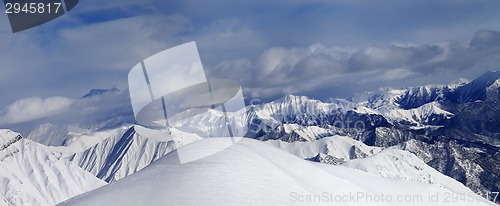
[82,87,120,98]
[278,93,317,104]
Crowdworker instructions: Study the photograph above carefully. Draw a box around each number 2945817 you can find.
[5,2,62,14]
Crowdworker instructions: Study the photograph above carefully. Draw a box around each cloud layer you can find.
[0,89,134,137]
[1,29,499,127]
[0,97,74,124]
[207,30,500,100]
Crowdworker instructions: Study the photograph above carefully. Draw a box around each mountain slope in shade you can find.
[60,138,495,206]
[447,70,500,103]
[0,130,105,206]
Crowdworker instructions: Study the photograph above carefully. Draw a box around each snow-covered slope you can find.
[66,127,201,182]
[27,123,72,147]
[0,130,105,206]
[60,138,495,206]
[379,102,454,126]
[355,85,447,111]
[266,135,382,164]
[252,94,334,124]
[270,124,335,142]
[353,85,455,127]
[282,124,332,141]
[341,147,500,203]
[344,149,465,188]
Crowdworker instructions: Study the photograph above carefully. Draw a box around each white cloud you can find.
[0,88,135,137]
[0,97,75,124]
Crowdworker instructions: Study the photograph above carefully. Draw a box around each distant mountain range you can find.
[1,71,498,205]
[242,71,500,199]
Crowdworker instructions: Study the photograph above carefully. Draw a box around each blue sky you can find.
[1,0,500,126]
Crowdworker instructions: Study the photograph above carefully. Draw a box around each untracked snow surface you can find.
[60,138,495,206]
